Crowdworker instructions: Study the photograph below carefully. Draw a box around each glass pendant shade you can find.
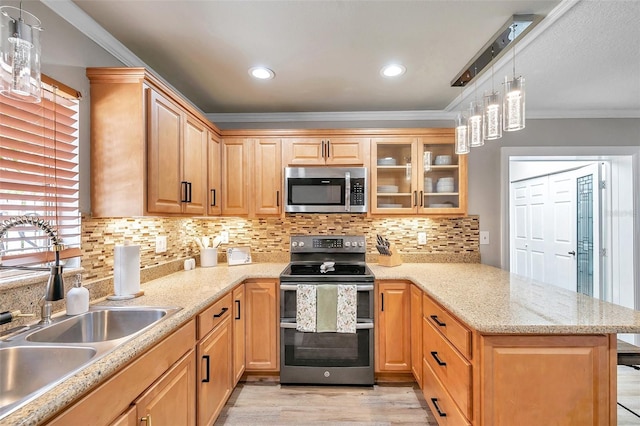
[454,113,470,155]
[483,91,502,140]
[0,6,42,103]
[503,75,525,132]
[468,101,484,147]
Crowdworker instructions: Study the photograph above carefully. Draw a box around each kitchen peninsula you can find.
[3,262,639,426]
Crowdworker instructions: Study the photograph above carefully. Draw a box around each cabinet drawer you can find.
[423,317,472,419]
[422,359,471,426]
[197,292,232,339]
[423,294,471,359]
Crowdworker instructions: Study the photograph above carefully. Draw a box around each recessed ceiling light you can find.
[381,64,406,78]
[249,67,275,80]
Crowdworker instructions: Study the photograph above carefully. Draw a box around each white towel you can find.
[296,284,316,332]
[336,285,357,334]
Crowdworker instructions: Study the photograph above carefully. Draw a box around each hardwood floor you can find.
[215,383,437,425]
[216,367,640,425]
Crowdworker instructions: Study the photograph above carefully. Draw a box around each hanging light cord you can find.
[512,24,518,78]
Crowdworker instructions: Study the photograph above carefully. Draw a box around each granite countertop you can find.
[4,262,640,425]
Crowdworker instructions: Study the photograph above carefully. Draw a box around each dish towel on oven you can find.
[316,284,357,333]
[296,284,316,332]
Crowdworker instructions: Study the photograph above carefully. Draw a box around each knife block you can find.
[378,244,402,267]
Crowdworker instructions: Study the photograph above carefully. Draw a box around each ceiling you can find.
[47,0,640,121]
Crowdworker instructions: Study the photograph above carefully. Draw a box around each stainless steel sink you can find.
[0,346,97,415]
[26,307,175,343]
[0,305,181,420]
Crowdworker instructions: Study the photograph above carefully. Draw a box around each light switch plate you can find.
[221,231,229,244]
[480,231,490,245]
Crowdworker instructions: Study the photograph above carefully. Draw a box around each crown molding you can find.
[206,110,454,123]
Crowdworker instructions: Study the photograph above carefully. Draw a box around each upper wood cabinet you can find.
[87,67,220,217]
[370,130,467,216]
[221,138,252,216]
[283,137,367,166]
[147,88,207,215]
[253,139,282,215]
[207,132,222,216]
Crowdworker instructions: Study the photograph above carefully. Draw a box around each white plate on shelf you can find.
[377,157,397,166]
[379,203,404,208]
[377,185,399,193]
[428,203,455,208]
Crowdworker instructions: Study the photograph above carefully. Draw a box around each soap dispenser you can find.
[67,275,89,315]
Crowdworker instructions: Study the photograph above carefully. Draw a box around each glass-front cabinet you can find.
[370,131,467,215]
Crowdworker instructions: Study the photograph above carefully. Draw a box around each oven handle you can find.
[280,321,374,330]
[280,284,374,291]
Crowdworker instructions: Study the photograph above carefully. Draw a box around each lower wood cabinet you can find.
[245,279,279,371]
[197,293,233,425]
[375,281,411,372]
[134,349,196,426]
[232,284,246,386]
[47,320,196,426]
[410,284,423,387]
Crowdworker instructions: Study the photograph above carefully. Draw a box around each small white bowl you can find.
[434,155,452,165]
[377,157,397,166]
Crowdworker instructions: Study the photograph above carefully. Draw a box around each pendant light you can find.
[483,48,502,141]
[0,3,42,103]
[503,24,525,132]
[454,89,469,154]
[468,67,483,147]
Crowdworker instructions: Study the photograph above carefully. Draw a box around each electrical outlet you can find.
[417,232,427,245]
[220,231,229,244]
[480,231,490,245]
[155,235,167,253]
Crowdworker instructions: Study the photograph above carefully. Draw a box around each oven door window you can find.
[282,328,371,367]
[287,178,345,206]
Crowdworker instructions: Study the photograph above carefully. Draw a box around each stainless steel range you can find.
[279,235,374,385]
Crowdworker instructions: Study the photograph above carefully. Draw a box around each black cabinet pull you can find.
[430,315,446,327]
[202,355,210,383]
[276,190,280,207]
[181,181,188,202]
[210,189,216,207]
[235,300,241,320]
[187,182,192,203]
[326,140,330,158]
[321,140,326,158]
[419,191,423,207]
[430,398,447,417]
[431,351,447,366]
[213,307,228,318]
[380,293,384,312]
[413,191,418,207]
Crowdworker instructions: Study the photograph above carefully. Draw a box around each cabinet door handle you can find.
[276,190,280,207]
[235,300,241,320]
[321,140,326,158]
[202,354,210,383]
[413,191,418,207]
[213,307,228,318]
[380,293,384,312]
[430,398,447,417]
[187,182,192,203]
[419,191,423,207]
[140,414,153,426]
[431,351,447,366]
[430,315,446,327]
[181,181,188,203]
[326,140,330,158]
[210,189,216,206]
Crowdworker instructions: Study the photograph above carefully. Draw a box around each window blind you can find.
[0,76,81,267]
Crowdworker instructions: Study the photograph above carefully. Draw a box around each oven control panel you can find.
[290,235,366,253]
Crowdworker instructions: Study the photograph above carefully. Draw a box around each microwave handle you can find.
[345,171,351,211]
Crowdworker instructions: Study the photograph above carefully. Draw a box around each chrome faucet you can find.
[0,216,66,324]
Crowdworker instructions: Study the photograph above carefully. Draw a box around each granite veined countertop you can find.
[3,262,639,425]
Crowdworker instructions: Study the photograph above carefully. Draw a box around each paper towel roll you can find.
[114,244,141,296]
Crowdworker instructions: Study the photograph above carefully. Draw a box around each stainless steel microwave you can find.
[284,167,367,213]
